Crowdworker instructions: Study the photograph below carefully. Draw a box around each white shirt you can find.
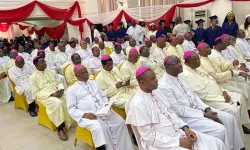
[126,25,143,45]
[110,51,126,67]
[88,56,102,74]
[172,23,190,36]
[235,38,250,59]
[66,46,78,56]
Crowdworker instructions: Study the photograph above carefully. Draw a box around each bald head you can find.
[74,65,89,82]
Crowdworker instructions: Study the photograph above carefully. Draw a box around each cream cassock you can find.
[8,64,34,104]
[126,88,226,150]
[87,57,102,74]
[67,80,133,150]
[158,73,244,150]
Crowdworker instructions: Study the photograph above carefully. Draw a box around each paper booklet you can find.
[95,94,118,117]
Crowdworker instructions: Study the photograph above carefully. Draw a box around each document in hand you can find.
[95,95,117,117]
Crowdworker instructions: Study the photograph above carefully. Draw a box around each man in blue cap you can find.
[205,15,222,48]
[194,19,206,43]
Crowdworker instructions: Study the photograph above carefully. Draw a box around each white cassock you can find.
[126,25,144,45]
[236,38,250,59]
[151,47,167,70]
[120,60,140,88]
[18,52,31,62]
[181,39,198,53]
[67,80,133,150]
[76,48,92,66]
[88,57,102,74]
[55,52,70,72]
[93,29,102,42]
[139,56,164,79]
[110,51,126,67]
[172,23,190,36]
[0,64,11,103]
[8,64,34,104]
[126,89,226,150]
[182,65,249,140]
[121,42,128,50]
[0,56,10,65]
[65,46,78,56]
[159,73,244,150]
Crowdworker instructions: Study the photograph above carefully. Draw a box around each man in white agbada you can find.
[76,40,92,66]
[55,43,70,74]
[236,29,250,60]
[139,46,164,79]
[18,45,31,62]
[91,25,102,42]
[120,48,141,88]
[159,55,245,150]
[126,20,144,45]
[151,37,167,70]
[96,54,137,108]
[126,66,226,150]
[67,64,133,150]
[182,32,197,53]
[0,48,10,65]
[182,51,250,136]
[29,56,73,141]
[172,17,190,36]
[125,38,139,56]
[88,46,102,74]
[0,63,11,103]
[8,56,37,117]
[110,42,126,67]
[65,39,77,56]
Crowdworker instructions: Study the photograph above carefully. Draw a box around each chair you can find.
[118,63,123,71]
[7,72,28,112]
[62,64,70,77]
[74,126,95,150]
[93,70,101,80]
[105,47,112,55]
[36,100,57,132]
[112,106,126,120]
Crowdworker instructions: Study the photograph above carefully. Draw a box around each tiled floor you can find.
[0,102,249,150]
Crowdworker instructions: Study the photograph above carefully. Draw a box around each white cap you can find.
[149,23,156,26]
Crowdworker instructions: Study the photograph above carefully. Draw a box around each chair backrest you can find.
[6,71,15,91]
[105,47,112,55]
[62,64,70,76]
[118,63,123,71]
[93,70,101,80]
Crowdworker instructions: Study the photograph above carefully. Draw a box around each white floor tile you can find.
[0,126,45,150]
[17,136,66,150]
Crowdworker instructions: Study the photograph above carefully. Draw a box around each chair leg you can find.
[74,138,77,146]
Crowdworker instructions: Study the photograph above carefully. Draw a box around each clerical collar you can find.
[78,80,89,84]
[166,73,178,78]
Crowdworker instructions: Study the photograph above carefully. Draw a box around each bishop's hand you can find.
[180,137,194,149]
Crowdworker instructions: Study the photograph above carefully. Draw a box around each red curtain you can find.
[0,23,9,32]
[105,10,124,30]
[0,1,36,22]
[45,21,66,39]
[18,24,28,30]
[230,0,250,1]
[67,19,85,33]
[176,0,214,7]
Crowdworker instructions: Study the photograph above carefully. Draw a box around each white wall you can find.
[233,1,250,27]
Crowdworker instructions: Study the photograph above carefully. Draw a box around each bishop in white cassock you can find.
[126,21,143,45]
[120,48,141,89]
[182,51,250,137]
[67,64,133,150]
[139,46,164,79]
[0,48,10,65]
[236,29,250,60]
[110,42,126,67]
[151,37,167,70]
[88,46,102,74]
[55,43,70,74]
[96,55,137,108]
[159,55,244,150]
[76,40,92,66]
[126,66,226,150]
[0,63,11,103]
[182,32,197,53]
[29,56,74,141]
[8,56,37,117]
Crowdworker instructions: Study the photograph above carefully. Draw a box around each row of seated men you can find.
[1,30,250,149]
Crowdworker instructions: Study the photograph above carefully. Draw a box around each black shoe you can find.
[29,110,37,117]
[242,125,250,134]
[240,147,245,150]
[132,133,138,146]
[9,96,14,101]
[96,145,106,150]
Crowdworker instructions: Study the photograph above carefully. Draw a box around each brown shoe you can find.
[58,130,68,141]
